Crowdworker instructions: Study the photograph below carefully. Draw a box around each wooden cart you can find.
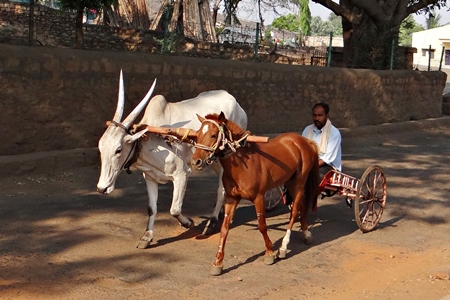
[264,166,387,232]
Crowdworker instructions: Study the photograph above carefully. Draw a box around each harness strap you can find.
[110,120,131,134]
[194,119,249,161]
[109,120,138,174]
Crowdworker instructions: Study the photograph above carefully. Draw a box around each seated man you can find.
[302,102,341,174]
[283,102,342,204]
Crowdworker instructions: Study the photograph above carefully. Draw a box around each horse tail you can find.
[304,142,320,212]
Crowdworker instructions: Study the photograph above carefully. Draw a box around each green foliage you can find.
[153,32,179,54]
[327,13,343,36]
[310,16,331,36]
[426,13,442,29]
[299,0,311,36]
[271,14,300,31]
[399,15,424,46]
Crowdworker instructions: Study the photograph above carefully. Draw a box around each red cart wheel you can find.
[265,186,283,212]
[354,166,387,232]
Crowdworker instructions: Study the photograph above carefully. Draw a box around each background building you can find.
[412,24,450,70]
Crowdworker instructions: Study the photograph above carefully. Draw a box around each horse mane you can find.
[204,113,251,141]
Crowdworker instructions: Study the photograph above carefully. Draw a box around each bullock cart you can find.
[265,166,387,232]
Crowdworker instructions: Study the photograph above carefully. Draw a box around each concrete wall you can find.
[0,43,447,156]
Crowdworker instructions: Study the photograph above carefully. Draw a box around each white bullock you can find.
[97,71,248,248]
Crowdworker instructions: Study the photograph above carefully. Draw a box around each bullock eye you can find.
[115,148,122,155]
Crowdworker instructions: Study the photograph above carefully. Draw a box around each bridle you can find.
[109,121,139,174]
[194,119,248,164]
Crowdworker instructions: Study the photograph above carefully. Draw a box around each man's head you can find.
[312,102,329,130]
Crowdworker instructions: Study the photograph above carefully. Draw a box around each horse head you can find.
[97,70,156,194]
[191,111,248,170]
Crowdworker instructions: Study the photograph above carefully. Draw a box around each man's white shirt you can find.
[302,124,342,171]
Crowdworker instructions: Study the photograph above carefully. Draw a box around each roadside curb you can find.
[1,116,449,179]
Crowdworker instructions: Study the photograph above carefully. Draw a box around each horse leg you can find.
[298,192,312,245]
[170,173,193,229]
[254,194,275,265]
[278,189,300,258]
[137,175,158,249]
[211,196,239,276]
[203,163,225,235]
[278,180,310,258]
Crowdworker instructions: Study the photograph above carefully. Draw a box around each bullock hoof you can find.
[210,265,223,276]
[264,254,275,265]
[136,239,151,249]
[181,218,195,229]
[277,249,287,259]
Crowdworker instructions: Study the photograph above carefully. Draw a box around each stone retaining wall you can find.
[0,43,447,156]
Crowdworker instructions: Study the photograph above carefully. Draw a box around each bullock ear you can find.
[218,111,226,123]
[196,114,205,123]
[125,128,148,144]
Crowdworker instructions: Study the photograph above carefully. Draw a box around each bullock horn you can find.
[121,78,157,129]
[112,70,125,122]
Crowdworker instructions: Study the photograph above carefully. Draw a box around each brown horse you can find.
[190,112,320,275]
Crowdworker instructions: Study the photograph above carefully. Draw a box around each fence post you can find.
[428,45,431,71]
[28,0,35,46]
[439,46,445,71]
[389,38,395,70]
[162,9,170,54]
[254,22,260,60]
[326,31,333,67]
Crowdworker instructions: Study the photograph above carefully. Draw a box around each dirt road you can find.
[1,118,450,300]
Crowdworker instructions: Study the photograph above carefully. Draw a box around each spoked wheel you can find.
[265,186,283,212]
[354,165,387,232]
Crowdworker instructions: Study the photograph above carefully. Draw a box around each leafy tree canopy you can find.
[271,13,301,32]
[398,15,424,46]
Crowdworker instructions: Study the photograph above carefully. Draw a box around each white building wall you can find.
[412,24,450,69]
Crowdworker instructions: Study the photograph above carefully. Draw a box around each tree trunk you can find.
[75,7,84,49]
[341,16,353,67]
[212,0,221,27]
[349,15,400,69]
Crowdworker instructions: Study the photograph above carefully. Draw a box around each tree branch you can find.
[406,0,441,15]
[348,0,390,23]
[311,0,355,22]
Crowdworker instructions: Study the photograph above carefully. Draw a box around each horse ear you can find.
[197,114,205,123]
[218,111,226,123]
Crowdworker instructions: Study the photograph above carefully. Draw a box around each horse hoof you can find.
[304,237,313,245]
[203,225,215,236]
[203,218,218,235]
[264,254,275,265]
[210,265,223,276]
[277,249,287,259]
[136,240,151,249]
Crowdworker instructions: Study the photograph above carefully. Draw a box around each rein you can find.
[194,119,248,164]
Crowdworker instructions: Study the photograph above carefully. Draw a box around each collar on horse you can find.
[194,119,249,164]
